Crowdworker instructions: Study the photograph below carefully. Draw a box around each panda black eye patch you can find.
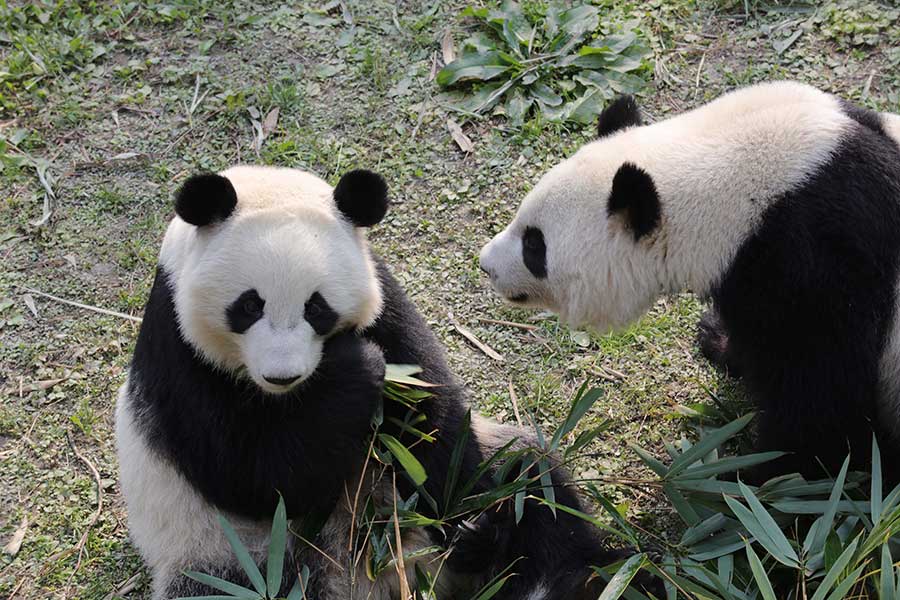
[227,289,265,334]
[522,226,547,279]
[305,292,338,335]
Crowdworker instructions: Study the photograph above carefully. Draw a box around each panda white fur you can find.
[479,81,900,482]
[116,166,627,599]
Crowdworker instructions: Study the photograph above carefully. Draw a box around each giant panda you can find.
[115,165,628,600]
[479,81,900,483]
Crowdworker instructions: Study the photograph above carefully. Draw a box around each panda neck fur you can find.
[581,82,853,297]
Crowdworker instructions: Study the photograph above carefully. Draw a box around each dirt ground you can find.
[1,1,897,598]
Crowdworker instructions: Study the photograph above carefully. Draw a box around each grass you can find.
[0,0,898,598]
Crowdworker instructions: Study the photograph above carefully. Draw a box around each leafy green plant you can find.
[628,416,900,599]
[436,1,651,125]
[179,363,900,599]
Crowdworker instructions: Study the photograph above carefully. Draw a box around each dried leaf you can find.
[36,377,66,390]
[107,152,143,162]
[447,119,474,153]
[3,516,27,557]
[441,30,455,65]
[262,107,280,136]
[22,293,38,318]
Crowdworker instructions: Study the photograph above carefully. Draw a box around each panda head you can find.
[162,166,388,395]
[479,96,664,331]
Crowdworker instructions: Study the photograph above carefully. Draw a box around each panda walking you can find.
[480,81,900,483]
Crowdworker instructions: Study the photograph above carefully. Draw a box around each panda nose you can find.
[263,374,301,386]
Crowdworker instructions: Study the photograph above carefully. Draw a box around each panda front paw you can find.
[448,510,512,574]
[321,331,386,384]
[697,308,742,377]
[317,331,386,422]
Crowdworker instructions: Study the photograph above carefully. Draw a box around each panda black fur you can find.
[117,165,624,599]
[479,81,900,483]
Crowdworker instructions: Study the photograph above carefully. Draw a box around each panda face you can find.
[480,154,665,332]
[165,166,387,396]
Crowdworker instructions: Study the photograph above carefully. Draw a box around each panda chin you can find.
[248,372,309,396]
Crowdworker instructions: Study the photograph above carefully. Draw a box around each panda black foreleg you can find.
[745,399,875,485]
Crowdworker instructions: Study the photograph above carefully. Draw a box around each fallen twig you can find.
[448,312,503,362]
[508,380,523,427]
[347,435,376,554]
[103,573,141,600]
[17,286,142,323]
[477,317,537,331]
[391,471,411,600]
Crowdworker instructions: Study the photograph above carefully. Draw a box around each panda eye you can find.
[521,226,547,279]
[226,289,265,334]
[304,292,338,336]
[243,297,263,316]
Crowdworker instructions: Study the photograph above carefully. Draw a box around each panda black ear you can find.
[333,169,389,228]
[597,95,642,138]
[607,163,660,241]
[174,173,237,227]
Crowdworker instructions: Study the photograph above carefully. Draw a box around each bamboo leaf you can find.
[744,541,777,600]
[629,443,668,477]
[738,480,799,566]
[217,514,266,597]
[881,544,895,599]
[531,497,638,546]
[538,457,556,517]
[598,554,646,600]
[810,537,859,600]
[664,482,700,526]
[266,496,287,596]
[443,410,471,514]
[667,414,755,478]
[680,513,735,547]
[378,434,428,486]
[804,456,850,554]
[550,384,602,452]
[181,571,260,599]
[824,564,865,600]
[723,494,796,567]
[676,452,786,480]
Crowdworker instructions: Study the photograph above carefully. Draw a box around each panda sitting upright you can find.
[479,81,900,483]
[116,165,625,599]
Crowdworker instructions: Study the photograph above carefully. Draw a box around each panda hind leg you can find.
[697,307,743,377]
